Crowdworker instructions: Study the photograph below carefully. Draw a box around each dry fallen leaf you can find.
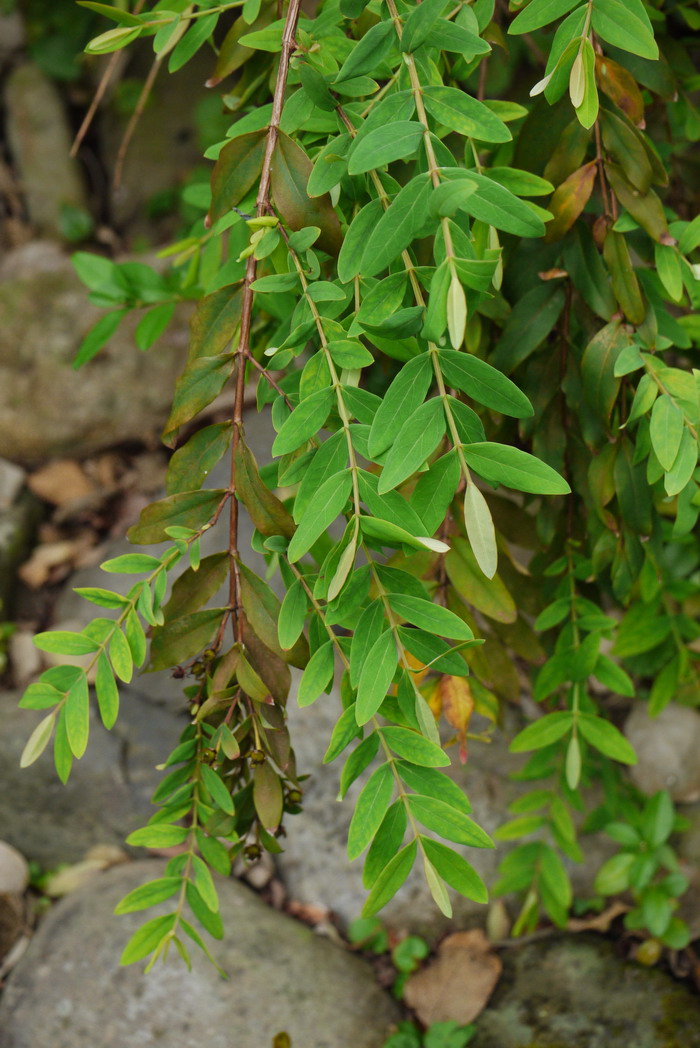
[18,538,89,588]
[27,459,95,506]
[403,929,502,1027]
[43,846,127,898]
[0,894,26,963]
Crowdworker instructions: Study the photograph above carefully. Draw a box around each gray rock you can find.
[4,63,87,239]
[0,241,190,465]
[472,934,700,1048]
[0,690,185,867]
[0,860,399,1048]
[0,459,26,510]
[0,491,43,616]
[625,702,700,802]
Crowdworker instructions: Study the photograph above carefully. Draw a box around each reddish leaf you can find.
[270,133,342,255]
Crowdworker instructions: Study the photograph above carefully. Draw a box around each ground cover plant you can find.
[17,0,700,971]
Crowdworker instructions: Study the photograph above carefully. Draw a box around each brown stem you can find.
[244,350,295,410]
[228,0,303,638]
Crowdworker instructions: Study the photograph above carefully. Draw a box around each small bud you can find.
[286,789,302,805]
[244,843,262,861]
[250,748,266,765]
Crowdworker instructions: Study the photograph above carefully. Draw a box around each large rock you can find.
[0,861,399,1048]
[0,241,189,464]
[4,63,87,239]
[625,702,700,802]
[0,689,185,867]
[472,934,700,1048]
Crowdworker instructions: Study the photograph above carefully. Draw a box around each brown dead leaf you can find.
[404,929,502,1026]
[438,676,475,763]
[0,894,26,962]
[43,846,127,898]
[18,538,89,588]
[27,459,95,506]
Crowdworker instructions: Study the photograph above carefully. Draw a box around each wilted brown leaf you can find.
[27,459,94,506]
[437,675,475,763]
[596,56,645,127]
[404,929,502,1026]
[544,162,597,243]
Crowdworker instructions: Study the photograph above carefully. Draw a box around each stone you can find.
[0,492,43,616]
[0,689,184,868]
[4,63,87,239]
[0,842,29,895]
[471,933,700,1048]
[0,860,400,1048]
[0,241,190,465]
[0,459,26,510]
[625,703,700,802]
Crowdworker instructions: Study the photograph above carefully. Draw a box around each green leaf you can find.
[120,914,177,966]
[362,840,417,916]
[368,354,433,459]
[20,712,56,768]
[272,388,334,456]
[664,427,697,497]
[110,627,133,684]
[378,399,446,494]
[591,0,658,60]
[463,443,571,495]
[324,705,362,763]
[577,714,637,764]
[234,439,296,538]
[509,712,574,752]
[363,801,407,889]
[200,763,235,814]
[335,20,394,82]
[33,631,98,655]
[356,629,398,725]
[348,762,395,860]
[423,87,511,143]
[387,593,474,641]
[509,0,582,33]
[463,484,497,580]
[438,349,533,419]
[114,877,182,914]
[278,578,308,650]
[95,653,119,730]
[445,539,515,623]
[380,726,450,767]
[101,553,162,574]
[443,170,546,238]
[594,852,635,895]
[74,587,129,609]
[360,176,432,278]
[347,122,425,175]
[407,795,494,848]
[287,470,352,562]
[126,824,189,848]
[397,762,472,815]
[340,734,381,799]
[297,641,335,707]
[421,837,488,903]
[649,394,684,472]
[338,199,384,284]
[401,0,448,51]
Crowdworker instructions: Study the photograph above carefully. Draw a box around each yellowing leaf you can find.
[438,674,475,763]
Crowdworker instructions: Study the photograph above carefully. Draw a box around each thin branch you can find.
[114,54,164,188]
[228,0,303,638]
[71,0,148,159]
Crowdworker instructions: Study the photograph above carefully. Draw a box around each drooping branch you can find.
[227,0,303,635]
